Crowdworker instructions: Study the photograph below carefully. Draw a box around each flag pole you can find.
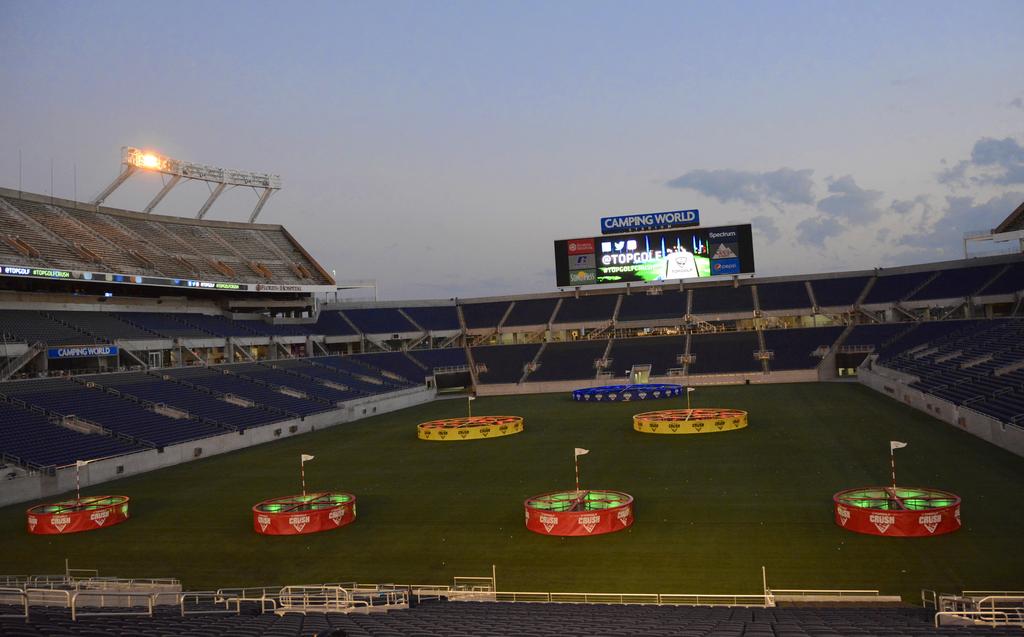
[574,451,581,494]
[76,463,82,501]
[468,395,472,417]
[890,446,897,492]
[301,456,306,497]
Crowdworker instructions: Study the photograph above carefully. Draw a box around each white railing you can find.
[25,588,71,607]
[420,589,770,607]
[70,591,155,621]
[275,585,369,615]
[0,587,28,620]
[934,610,1019,628]
[178,591,238,616]
[769,588,881,599]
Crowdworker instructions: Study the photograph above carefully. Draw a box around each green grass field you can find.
[1,382,1022,603]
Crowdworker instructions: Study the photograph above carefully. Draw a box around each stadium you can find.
[0,156,1021,635]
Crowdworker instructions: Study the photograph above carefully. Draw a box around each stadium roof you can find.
[995,200,1024,233]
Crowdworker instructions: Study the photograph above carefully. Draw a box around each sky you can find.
[1,0,1022,300]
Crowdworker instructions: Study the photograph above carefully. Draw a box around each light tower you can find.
[92,147,282,222]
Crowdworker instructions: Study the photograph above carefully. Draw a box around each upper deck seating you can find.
[341,308,418,334]
[616,291,687,322]
[472,344,540,384]
[551,294,618,324]
[529,340,610,381]
[756,281,812,311]
[402,306,460,331]
[690,285,754,315]
[688,332,761,374]
[461,301,511,330]
[503,298,559,327]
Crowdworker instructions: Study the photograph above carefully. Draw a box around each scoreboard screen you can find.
[554,224,755,287]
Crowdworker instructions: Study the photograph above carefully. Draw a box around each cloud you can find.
[898,192,1024,253]
[796,216,845,245]
[666,168,815,205]
[750,215,781,243]
[816,175,884,221]
[938,136,1024,186]
[1010,97,1023,110]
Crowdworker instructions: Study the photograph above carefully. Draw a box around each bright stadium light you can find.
[93,146,282,222]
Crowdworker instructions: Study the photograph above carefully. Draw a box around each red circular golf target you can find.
[26,495,130,535]
[524,490,634,537]
[833,487,961,537]
[253,492,356,536]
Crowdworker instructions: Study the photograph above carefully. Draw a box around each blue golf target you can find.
[571,384,683,402]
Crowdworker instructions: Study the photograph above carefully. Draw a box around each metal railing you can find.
[0,587,28,621]
[416,588,771,607]
[70,591,155,621]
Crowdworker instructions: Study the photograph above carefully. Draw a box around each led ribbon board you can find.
[524,490,634,536]
[572,384,684,402]
[26,495,130,535]
[417,416,524,441]
[633,408,748,434]
[252,492,357,536]
[554,224,755,287]
[833,487,961,537]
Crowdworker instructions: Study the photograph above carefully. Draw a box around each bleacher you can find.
[0,377,227,447]
[762,326,844,370]
[461,301,511,330]
[616,291,687,322]
[116,313,211,339]
[0,190,332,286]
[0,400,141,468]
[843,323,914,350]
[877,319,1024,423]
[3,598,1016,637]
[977,261,1024,296]
[503,298,559,327]
[401,305,460,331]
[756,281,812,311]
[341,308,418,334]
[472,344,541,384]
[551,294,618,324]
[408,348,468,371]
[162,367,331,417]
[810,275,870,308]
[94,371,283,429]
[608,336,686,376]
[313,310,358,336]
[46,311,155,341]
[690,285,754,315]
[281,358,404,396]
[907,264,1006,301]
[688,332,761,374]
[529,340,611,381]
[351,352,425,384]
[862,271,934,304]
[0,310,99,346]
[205,363,362,405]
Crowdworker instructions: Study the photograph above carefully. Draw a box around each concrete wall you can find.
[859,365,1024,458]
[0,386,434,508]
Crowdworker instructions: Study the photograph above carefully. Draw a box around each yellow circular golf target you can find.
[417,416,524,441]
[633,408,748,434]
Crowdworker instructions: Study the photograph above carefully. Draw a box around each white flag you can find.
[76,460,91,468]
[468,396,476,401]
[687,387,695,392]
[574,448,589,457]
[890,441,907,451]
[301,454,315,462]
